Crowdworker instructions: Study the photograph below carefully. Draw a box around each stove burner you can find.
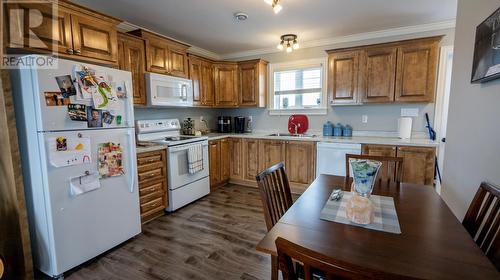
[164,136,195,141]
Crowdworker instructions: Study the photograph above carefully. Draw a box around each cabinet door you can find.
[118,33,146,105]
[220,139,230,181]
[201,61,215,106]
[169,46,189,78]
[361,144,397,157]
[328,50,360,105]
[243,139,260,181]
[230,138,243,180]
[397,146,435,185]
[259,140,286,171]
[209,140,221,187]
[214,64,239,107]
[360,47,397,103]
[70,13,118,63]
[189,57,203,105]
[395,39,439,103]
[145,35,169,74]
[285,141,316,185]
[239,62,257,106]
[4,3,74,55]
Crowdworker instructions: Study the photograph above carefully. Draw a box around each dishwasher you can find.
[316,142,362,176]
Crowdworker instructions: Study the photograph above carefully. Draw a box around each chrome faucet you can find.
[293,123,301,135]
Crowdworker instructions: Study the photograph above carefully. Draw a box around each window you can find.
[269,59,327,115]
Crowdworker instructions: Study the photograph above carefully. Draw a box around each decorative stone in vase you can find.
[345,159,382,225]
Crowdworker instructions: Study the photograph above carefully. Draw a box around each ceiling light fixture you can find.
[264,0,283,14]
[277,34,299,53]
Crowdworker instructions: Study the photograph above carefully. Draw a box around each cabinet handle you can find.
[147,158,156,163]
[147,173,156,178]
[66,49,74,54]
[74,49,81,55]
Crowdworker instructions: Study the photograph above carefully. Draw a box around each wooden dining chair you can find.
[256,162,293,280]
[346,154,404,188]
[462,182,500,271]
[275,237,417,280]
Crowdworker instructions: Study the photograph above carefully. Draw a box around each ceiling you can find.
[75,0,457,57]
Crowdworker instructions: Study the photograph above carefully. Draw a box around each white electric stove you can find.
[136,119,210,211]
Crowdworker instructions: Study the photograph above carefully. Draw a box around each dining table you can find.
[256,174,499,279]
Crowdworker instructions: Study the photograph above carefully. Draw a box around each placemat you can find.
[320,191,401,234]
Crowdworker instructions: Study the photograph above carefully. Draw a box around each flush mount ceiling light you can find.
[234,12,248,21]
[277,34,299,53]
[264,0,283,14]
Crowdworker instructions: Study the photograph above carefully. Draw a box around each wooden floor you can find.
[51,184,275,280]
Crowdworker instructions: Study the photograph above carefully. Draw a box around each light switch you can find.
[362,115,368,123]
[401,108,419,117]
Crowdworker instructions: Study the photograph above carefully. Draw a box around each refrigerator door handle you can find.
[127,130,136,193]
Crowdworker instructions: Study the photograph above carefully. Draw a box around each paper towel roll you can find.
[398,117,413,139]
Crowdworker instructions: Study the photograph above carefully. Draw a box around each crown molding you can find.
[117,21,221,61]
[220,19,456,60]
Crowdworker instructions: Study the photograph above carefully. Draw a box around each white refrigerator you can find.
[11,56,141,278]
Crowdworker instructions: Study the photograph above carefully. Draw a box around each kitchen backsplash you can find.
[135,103,434,136]
[222,103,434,134]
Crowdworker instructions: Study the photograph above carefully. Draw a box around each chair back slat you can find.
[256,162,293,231]
[463,182,500,271]
[346,154,403,188]
[275,237,417,280]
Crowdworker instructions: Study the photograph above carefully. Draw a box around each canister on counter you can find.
[343,125,353,137]
[333,123,343,136]
[323,121,334,136]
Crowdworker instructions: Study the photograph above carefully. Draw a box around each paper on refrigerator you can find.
[48,137,92,167]
[70,172,101,196]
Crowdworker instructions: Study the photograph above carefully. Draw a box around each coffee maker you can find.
[234,116,246,133]
[217,116,232,133]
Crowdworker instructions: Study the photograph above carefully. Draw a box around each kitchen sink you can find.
[267,133,317,138]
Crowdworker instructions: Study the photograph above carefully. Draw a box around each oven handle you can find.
[168,142,208,153]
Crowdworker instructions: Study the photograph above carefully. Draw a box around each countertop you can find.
[203,132,439,147]
[136,143,167,154]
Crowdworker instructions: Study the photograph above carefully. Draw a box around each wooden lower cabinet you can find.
[137,149,167,224]
[362,144,436,185]
[258,140,286,171]
[242,138,260,181]
[285,141,316,191]
[208,139,230,189]
[229,138,244,180]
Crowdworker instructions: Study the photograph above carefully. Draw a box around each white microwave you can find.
[145,72,193,107]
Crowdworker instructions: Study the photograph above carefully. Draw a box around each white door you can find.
[434,46,453,194]
[41,128,140,275]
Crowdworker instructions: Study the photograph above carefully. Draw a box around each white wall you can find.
[225,28,455,134]
[441,0,500,220]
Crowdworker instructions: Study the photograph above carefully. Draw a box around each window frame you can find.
[268,58,328,115]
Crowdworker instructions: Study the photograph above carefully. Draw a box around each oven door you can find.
[167,141,209,190]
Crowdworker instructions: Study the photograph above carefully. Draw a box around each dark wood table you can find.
[256,175,499,279]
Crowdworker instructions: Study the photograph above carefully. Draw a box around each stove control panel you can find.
[136,119,181,133]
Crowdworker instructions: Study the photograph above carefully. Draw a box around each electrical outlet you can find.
[401,108,419,117]
[362,115,368,123]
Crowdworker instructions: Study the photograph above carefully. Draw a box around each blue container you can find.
[333,123,343,136]
[343,125,353,137]
[323,121,334,136]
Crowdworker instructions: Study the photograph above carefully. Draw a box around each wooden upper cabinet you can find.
[214,62,239,107]
[360,46,397,103]
[70,13,118,63]
[117,33,146,105]
[397,146,436,185]
[3,1,120,65]
[326,36,441,105]
[395,38,440,103]
[238,59,268,107]
[129,29,190,78]
[189,56,203,105]
[229,138,244,180]
[327,50,361,105]
[259,140,286,171]
[169,45,189,78]
[285,141,316,187]
[243,139,260,181]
